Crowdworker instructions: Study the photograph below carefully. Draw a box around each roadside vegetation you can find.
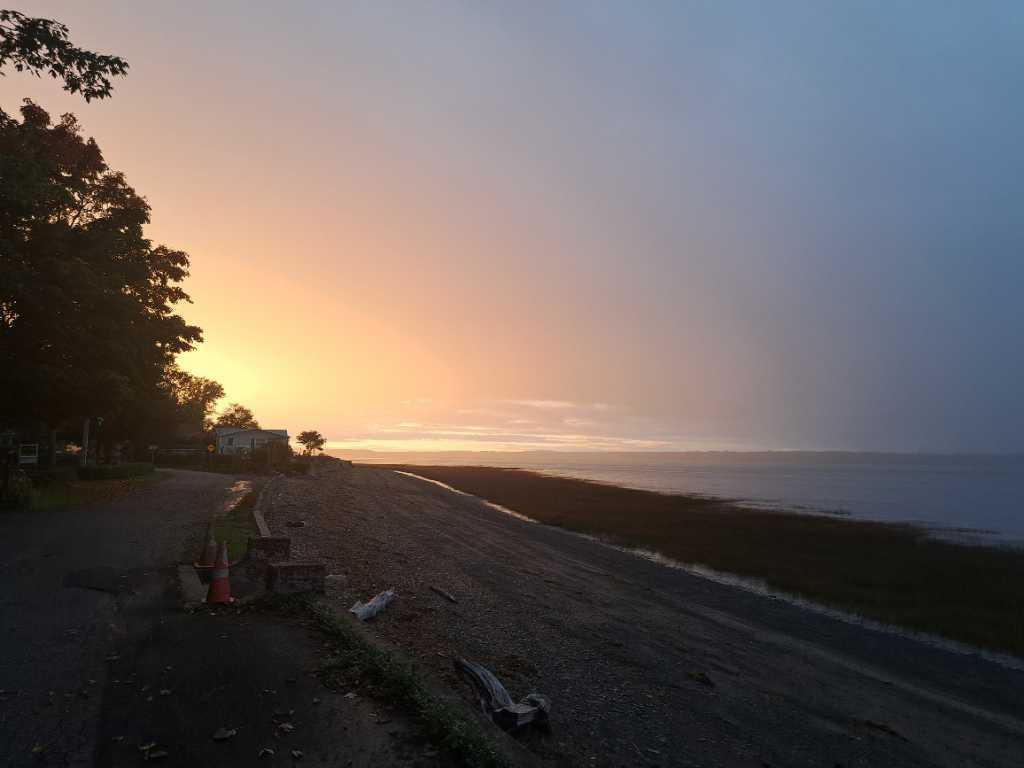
[77,462,154,481]
[155,445,309,477]
[389,466,1024,657]
[296,430,327,456]
[260,594,508,768]
[0,13,276,506]
[2,465,164,512]
[213,484,261,560]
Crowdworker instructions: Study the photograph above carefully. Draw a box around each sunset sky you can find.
[5,2,1023,452]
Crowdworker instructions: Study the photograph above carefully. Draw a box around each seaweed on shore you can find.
[384,465,1024,658]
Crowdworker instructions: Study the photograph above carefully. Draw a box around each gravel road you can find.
[266,461,1024,768]
[0,469,438,768]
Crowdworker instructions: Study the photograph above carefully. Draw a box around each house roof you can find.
[214,427,289,439]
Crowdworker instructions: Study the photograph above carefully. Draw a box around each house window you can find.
[227,437,234,446]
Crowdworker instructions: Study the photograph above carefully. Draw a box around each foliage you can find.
[163,365,224,431]
[296,429,326,455]
[213,403,259,430]
[77,462,153,481]
[251,439,292,470]
[24,466,78,485]
[155,449,304,476]
[214,484,259,561]
[0,468,33,508]
[2,465,163,510]
[0,101,202,440]
[0,10,128,101]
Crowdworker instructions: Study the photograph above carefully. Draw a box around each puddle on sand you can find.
[218,480,253,515]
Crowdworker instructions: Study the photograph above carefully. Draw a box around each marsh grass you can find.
[389,465,1024,657]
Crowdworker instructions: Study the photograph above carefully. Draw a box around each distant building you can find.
[213,427,289,455]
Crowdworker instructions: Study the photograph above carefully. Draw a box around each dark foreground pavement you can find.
[0,470,435,768]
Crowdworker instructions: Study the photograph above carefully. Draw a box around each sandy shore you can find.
[264,460,1024,767]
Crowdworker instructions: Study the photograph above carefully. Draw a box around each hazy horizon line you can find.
[326,447,1024,458]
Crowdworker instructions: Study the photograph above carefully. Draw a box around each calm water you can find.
[331,450,1024,542]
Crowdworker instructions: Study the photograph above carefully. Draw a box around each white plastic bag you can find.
[349,589,396,620]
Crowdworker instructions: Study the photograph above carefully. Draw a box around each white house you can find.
[214,426,289,455]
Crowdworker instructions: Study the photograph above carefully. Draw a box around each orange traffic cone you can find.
[194,524,218,569]
[205,542,234,604]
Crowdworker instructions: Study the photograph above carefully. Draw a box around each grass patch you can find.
[215,484,261,560]
[260,594,507,768]
[77,462,154,481]
[3,471,168,512]
[388,465,1024,657]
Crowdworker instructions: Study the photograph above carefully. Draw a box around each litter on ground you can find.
[350,589,396,621]
[455,657,550,730]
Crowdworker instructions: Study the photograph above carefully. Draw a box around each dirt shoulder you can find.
[264,461,1024,768]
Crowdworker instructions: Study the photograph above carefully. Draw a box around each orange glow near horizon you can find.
[4,2,1021,453]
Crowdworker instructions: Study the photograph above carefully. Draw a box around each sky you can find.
[4,2,1024,453]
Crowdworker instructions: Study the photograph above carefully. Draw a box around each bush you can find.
[0,469,35,508]
[155,451,209,469]
[287,459,311,475]
[251,441,293,471]
[25,466,79,485]
[77,462,154,481]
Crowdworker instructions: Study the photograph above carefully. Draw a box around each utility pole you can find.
[80,418,90,468]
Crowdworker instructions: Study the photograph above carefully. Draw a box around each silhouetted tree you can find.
[0,9,128,100]
[213,403,259,430]
[0,101,202,442]
[296,430,326,456]
[164,366,225,431]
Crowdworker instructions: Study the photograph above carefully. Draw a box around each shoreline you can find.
[263,461,1024,766]
[379,464,1024,658]
[396,469,1024,671]
[339,449,1024,544]
[490,466,1020,548]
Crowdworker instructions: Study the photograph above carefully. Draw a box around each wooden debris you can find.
[429,585,458,603]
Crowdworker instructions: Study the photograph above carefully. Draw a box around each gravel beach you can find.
[264,460,1024,767]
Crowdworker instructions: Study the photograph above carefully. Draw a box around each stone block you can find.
[248,536,291,564]
[267,561,326,594]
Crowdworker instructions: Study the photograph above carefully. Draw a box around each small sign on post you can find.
[18,443,39,466]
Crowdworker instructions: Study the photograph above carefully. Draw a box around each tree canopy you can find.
[0,13,226,462]
[213,403,260,430]
[0,101,203,437]
[164,365,225,431]
[296,430,326,456]
[0,9,128,100]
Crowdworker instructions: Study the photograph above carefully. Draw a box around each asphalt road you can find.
[269,463,1024,768]
[0,469,435,768]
